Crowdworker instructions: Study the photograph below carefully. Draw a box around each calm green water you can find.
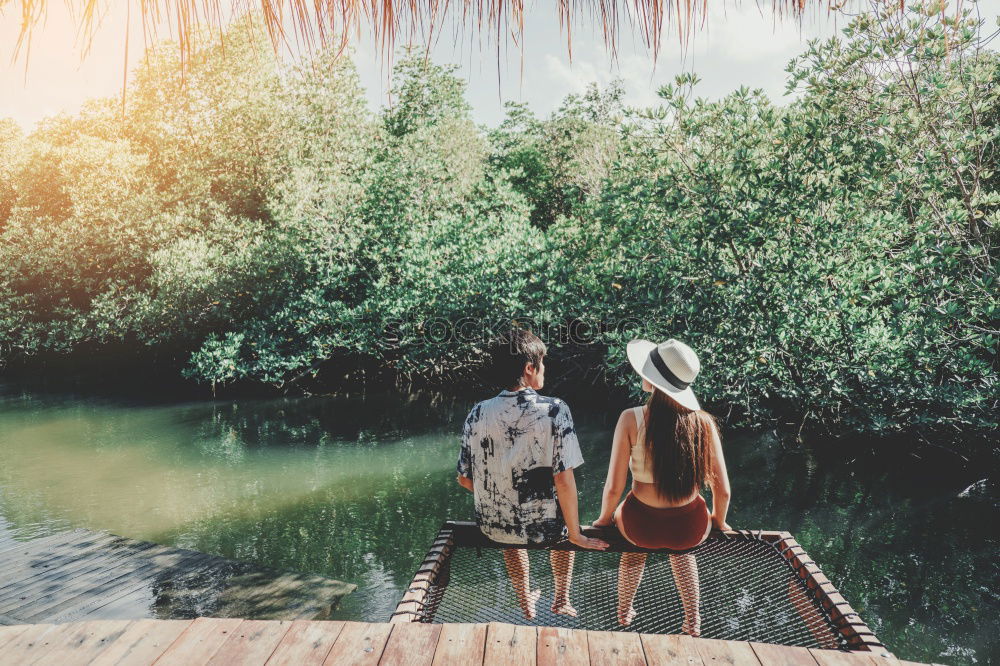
[0,385,995,664]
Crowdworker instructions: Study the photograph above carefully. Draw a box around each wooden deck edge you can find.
[0,620,935,665]
[441,520,787,553]
[775,535,887,654]
[390,525,454,623]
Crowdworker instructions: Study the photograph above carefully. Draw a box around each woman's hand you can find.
[711,514,732,531]
[591,517,614,528]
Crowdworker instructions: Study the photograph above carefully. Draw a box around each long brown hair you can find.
[642,388,718,502]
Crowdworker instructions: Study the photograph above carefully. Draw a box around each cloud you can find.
[544,53,602,95]
[515,2,848,118]
[692,2,840,61]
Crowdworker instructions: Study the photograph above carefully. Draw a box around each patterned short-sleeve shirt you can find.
[457,387,584,544]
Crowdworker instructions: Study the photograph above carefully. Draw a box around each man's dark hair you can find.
[490,329,546,389]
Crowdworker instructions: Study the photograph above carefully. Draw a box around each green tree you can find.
[490,81,624,228]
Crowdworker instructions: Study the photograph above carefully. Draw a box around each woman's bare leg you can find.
[550,550,577,616]
[502,548,540,620]
[670,553,701,636]
[617,552,647,626]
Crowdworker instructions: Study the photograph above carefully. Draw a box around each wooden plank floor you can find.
[0,530,355,625]
[0,620,938,666]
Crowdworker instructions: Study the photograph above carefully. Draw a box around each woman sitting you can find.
[592,338,732,634]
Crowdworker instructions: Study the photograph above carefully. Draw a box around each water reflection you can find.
[0,385,995,664]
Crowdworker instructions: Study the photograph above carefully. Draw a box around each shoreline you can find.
[1,364,994,480]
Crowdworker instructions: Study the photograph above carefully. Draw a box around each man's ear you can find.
[522,361,536,379]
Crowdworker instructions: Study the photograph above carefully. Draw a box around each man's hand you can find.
[567,532,609,550]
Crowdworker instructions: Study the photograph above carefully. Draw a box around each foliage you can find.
[0,3,996,449]
[489,82,624,228]
[535,3,999,440]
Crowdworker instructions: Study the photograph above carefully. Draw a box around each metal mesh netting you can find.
[414,536,847,650]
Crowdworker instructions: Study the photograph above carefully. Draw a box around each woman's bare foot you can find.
[681,615,701,637]
[617,605,637,626]
[551,597,578,617]
[519,588,542,620]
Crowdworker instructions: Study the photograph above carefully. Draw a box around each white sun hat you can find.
[626,338,701,412]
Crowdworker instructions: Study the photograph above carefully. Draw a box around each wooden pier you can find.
[0,529,354,625]
[0,619,939,665]
[0,528,945,664]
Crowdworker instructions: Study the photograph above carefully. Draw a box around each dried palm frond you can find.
[3,0,862,70]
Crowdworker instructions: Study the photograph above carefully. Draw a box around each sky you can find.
[2,1,999,130]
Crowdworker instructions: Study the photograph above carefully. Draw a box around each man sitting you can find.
[456,329,608,620]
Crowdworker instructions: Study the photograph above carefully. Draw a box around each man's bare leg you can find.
[502,548,540,620]
[550,550,577,616]
[617,552,648,626]
[670,553,701,636]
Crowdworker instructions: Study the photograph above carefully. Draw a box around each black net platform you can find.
[394,522,883,653]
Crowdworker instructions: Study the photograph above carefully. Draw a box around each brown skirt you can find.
[616,491,711,551]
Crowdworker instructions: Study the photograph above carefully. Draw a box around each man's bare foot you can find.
[681,616,701,637]
[519,589,542,620]
[617,605,637,626]
[551,597,578,617]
